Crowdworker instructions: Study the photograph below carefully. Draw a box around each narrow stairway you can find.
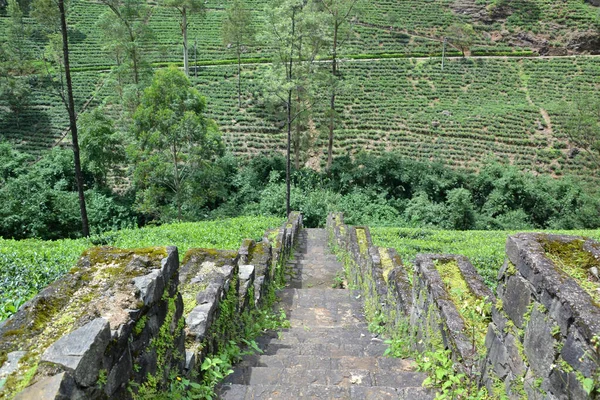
[219,229,433,399]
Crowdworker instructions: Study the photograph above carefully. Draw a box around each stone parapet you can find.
[0,246,184,399]
[1,212,303,399]
[482,233,600,400]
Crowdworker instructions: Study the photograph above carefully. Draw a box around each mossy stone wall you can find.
[482,233,600,400]
[0,212,304,400]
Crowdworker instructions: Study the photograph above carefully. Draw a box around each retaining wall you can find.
[482,233,600,400]
[0,212,302,399]
[327,213,599,399]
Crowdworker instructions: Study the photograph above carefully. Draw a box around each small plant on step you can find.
[331,271,345,289]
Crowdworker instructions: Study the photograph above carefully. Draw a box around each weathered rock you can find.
[239,265,256,310]
[41,318,110,387]
[187,301,218,341]
[523,307,556,379]
[14,372,76,400]
[503,275,532,329]
[0,351,27,381]
[484,233,600,399]
[567,31,600,54]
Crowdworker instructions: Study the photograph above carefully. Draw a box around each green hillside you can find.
[194,56,599,179]
[1,0,599,174]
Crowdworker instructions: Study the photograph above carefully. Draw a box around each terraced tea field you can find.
[1,0,598,173]
[192,56,599,179]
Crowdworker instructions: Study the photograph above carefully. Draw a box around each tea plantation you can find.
[194,56,600,179]
[1,0,599,175]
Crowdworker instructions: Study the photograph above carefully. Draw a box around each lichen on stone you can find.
[0,246,171,398]
[356,228,369,255]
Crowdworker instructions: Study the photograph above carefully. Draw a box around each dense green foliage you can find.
[371,227,600,290]
[208,152,600,231]
[0,215,281,320]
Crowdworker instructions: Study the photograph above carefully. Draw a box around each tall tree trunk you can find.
[237,49,242,108]
[327,20,339,171]
[58,0,90,237]
[182,7,189,76]
[285,8,296,217]
[286,89,292,217]
[172,142,182,221]
[127,27,140,85]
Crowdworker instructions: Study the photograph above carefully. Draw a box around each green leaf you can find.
[582,378,594,395]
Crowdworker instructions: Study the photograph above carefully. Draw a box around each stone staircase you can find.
[218,229,434,399]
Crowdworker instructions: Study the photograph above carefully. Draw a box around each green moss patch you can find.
[356,228,369,255]
[379,248,394,283]
[434,259,492,353]
[542,238,600,304]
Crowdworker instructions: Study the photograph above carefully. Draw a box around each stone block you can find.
[503,275,532,329]
[41,318,111,387]
[14,372,76,400]
[105,350,132,397]
[524,306,556,379]
[187,301,218,341]
[561,326,598,378]
[0,351,27,381]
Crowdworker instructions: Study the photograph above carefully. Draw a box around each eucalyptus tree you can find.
[318,0,359,170]
[222,0,255,107]
[163,0,204,76]
[98,0,153,87]
[131,66,223,221]
[262,0,327,215]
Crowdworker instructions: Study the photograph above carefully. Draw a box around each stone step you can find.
[223,367,428,388]
[257,327,381,346]
[219,383,435,400]
[238,354,418,373]
[258,341,389,357]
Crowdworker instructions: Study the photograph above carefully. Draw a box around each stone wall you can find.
[327,213,494,368]
[326,213,415,339]
[0,212,303,399]
[482,233,600,400]
[328,213,600,399]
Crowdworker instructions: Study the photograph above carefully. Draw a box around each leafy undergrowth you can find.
[0,216,282,321]
[371,227,600,290]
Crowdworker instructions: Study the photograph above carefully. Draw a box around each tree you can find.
[3,0,32,67]
[262,0,326,215]
[0,76,31,128]
[132,66,223,221]
[445,23,475,57]
[31,0,90,237]
[222,0,255,108]
[566,96,600,170]
[79,108,126,187]
[163,0,204,77]
[98,0,153,87]
[444,188,475,230]
[318,0,359,170]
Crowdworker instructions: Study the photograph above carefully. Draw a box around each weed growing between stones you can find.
[136,270,291,399]
[577,334,600,397]
[417,348,489,400]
